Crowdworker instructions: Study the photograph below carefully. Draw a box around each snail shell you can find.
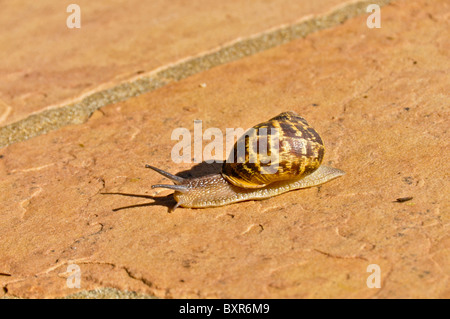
[222,111,324,188]
[147,111,344,211]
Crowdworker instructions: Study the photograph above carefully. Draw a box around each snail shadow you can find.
[100,192,176,212]
[102,161,223,213]
[174,161,223,179]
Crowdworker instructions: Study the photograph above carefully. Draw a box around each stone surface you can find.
[0,0,354,126]
[1,0,449,298]
[0,0,393,149]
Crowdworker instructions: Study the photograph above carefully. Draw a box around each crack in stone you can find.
[121,266,171,298]
[10,163,55,174]
[241,224,264,235]
[19,186,43,220]
[314,248,369,261]
[122,267,154,289]
[0,102,12,124]
[62,262,164,298]
[370,266,393,298]
[11,258,164,298]
[129,126,141,141]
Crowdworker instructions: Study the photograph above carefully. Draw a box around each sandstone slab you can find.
[0,0,357,126]
[1,0,449,298]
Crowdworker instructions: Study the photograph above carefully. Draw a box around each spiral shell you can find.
[222,111,325,188]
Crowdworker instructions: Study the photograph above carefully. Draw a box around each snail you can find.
[147,111,344,211]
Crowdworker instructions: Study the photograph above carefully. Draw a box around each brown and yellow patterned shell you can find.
[222,111,325,188]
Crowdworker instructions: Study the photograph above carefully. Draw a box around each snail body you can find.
[148,111,344,211]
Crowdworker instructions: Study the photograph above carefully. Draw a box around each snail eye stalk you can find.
[145,164,185,184]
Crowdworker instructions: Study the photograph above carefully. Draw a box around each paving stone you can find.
[1,0,449,298]
[0,0,355,126]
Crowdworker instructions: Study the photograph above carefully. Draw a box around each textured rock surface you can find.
[1,0,449,298]
[0,0,353,126]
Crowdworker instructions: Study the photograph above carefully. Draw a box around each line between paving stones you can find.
[0,0,392,149]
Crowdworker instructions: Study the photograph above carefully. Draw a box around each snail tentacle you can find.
[145,164,185,184]
[151,184,189,193]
